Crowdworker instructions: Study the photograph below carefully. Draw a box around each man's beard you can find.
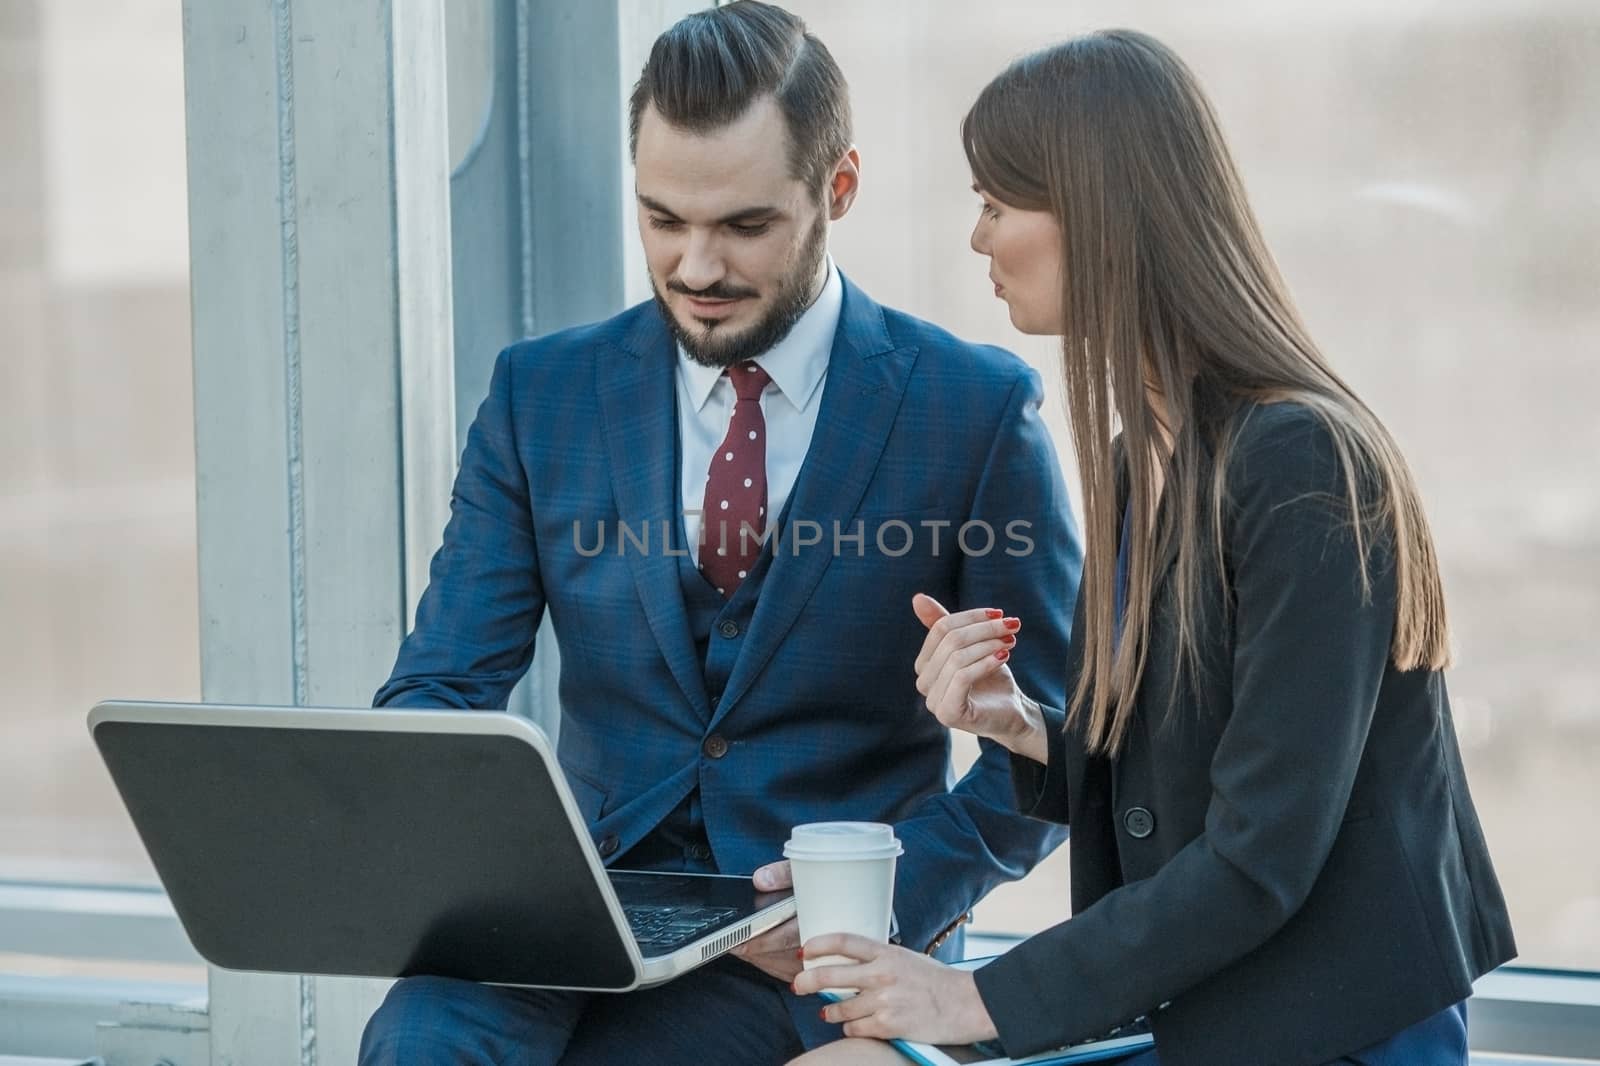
[652,212,828,369]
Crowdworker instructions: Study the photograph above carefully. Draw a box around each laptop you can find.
[87,700,795,992]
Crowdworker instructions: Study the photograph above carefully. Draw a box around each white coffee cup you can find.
[783,821,903,996]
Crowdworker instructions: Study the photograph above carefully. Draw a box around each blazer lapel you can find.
[1147,378,1232,592]
[711,277,916,728]
[1116,440,1183,597]
[596,310,711,718]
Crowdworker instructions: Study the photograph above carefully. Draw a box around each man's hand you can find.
[792,933,999,1045]
[729,860,804,982]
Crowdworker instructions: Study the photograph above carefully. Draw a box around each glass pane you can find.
[788,0,1600,969]
[1,0,196,886]
[445,0,494,172]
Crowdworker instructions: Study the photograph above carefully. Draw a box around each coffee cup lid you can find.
[783,821,904,860]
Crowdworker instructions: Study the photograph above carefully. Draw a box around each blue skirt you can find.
[1113,1000,1467,1066]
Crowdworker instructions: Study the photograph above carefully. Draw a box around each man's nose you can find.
[676,231,726,292]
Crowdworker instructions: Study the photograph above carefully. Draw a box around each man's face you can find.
[634,97,832,368]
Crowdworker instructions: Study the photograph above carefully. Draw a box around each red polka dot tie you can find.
[700,361,771,599]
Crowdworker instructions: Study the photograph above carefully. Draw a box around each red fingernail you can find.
[796,949,805,959]
[819,1009,829,1021]
[1003,617,1021,631]
[996,649,1010,661]
[1002,634,1016,645]
[985,608,1003,619]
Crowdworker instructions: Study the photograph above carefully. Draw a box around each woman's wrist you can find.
[958,968,1001,1043]
[998,693,1050,765]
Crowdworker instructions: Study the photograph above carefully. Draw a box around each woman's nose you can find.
[970,219,991,256]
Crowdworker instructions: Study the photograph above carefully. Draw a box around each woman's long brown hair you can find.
[963,30,1450,756]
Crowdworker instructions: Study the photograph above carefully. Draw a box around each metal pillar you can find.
[181,0,454,1060]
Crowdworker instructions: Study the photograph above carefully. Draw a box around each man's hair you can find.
[628,1,852,191]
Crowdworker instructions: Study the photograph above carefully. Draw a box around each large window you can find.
[0,1,193,891]
[789,0,1600,970]
[4,0,1594,988]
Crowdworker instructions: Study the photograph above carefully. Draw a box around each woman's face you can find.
[969,186,1065,335]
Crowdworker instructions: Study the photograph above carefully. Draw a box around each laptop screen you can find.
[93,711,641,990]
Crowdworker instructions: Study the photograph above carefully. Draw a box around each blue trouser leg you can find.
[359,958,803,1065]
[558,957,803,1064]
[359,976,586,1066]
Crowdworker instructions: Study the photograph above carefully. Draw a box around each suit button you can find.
[1123,807,1155,839]
[718,620,740,639]
[709,693,722,711]
[686,842,713,862]
[703,734,729,759]
[597,833,620,858]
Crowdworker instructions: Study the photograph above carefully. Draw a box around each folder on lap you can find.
[820,958,1154,1066]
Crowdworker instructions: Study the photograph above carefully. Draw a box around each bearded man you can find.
[360,4,1081,1062]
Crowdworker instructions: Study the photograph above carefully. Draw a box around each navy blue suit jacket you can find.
[376,276,1082,956]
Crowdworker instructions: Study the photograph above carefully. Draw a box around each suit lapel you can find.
[712,278,915,728]
[596,310,711,718]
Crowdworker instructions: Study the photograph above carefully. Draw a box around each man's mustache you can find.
[666,279,760,301]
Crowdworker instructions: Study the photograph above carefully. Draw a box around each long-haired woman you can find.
[788,29,1514,1066]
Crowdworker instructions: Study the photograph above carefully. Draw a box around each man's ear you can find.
[827,146,862,221]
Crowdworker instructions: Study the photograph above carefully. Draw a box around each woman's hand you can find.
[913,593,1048,763]
[792,934,1000,1045]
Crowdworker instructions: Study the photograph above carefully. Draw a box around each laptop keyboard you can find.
[624,903,741,952]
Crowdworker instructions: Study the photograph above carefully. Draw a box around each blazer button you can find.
[703,734,729,759]
[597,833,620,858]
[686,842,713,862]
[1123,807,1155,839]
[718,620,741,639]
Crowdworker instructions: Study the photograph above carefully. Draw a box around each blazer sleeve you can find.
[373,346,547,709]
[973,407,1399,1055]
[1006,572,1085,824]
[888,365,1083,952]
[1008,702,1070,823]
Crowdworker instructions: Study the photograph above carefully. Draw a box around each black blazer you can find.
[972,400,1515,1066]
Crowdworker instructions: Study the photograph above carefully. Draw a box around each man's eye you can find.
[729,222,770,237]
[648,217,683,231]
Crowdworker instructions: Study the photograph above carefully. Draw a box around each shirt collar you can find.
[678,257,842,413]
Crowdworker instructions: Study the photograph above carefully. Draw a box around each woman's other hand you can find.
[913,593,1048,764]
[793,934,1000,1045]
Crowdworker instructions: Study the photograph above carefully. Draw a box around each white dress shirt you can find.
[676,259,843,565]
